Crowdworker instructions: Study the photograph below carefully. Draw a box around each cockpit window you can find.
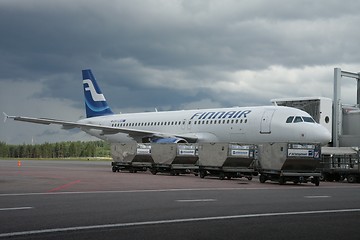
[286,116,294,123]
[287,115,316,123]
[302,116,315,123]
[294,116,303,123]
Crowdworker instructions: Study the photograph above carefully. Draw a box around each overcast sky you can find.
[1,0,360,144]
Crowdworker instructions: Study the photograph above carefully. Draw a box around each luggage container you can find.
[198,143,257,180]
[320,147,360,183]
[150,143,199,175]
[257,143,321,185]
[111,143,153,172]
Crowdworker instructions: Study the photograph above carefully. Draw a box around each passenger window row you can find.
[112,121,183,128]
[111,118,248,128]
[286,116,315,123]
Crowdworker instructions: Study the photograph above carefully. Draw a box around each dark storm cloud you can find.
[1,0,357,80]
[2,0,359,80]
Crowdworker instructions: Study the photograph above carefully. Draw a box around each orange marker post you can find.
[17,160,22,167]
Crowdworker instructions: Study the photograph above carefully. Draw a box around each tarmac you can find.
[1,159,360,240]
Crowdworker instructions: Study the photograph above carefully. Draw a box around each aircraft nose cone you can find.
[317,127,331,145]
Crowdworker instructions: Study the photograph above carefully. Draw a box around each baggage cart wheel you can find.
[347,175,357,183]
[247,176,252,181]
[293,178,299,184]
[259,174,267,183]
[112,166,117,172]
[340,175,345,181]
[150,169,157,175]
[219,172,225,180]
[279,176,286,185]
[199,170,206,179]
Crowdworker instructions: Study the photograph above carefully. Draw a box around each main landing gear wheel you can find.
[313,177,320,186]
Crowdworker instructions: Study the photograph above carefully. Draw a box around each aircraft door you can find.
[187,119,192,130]
[181,119,192,131]
[260,109,275,134]
[181,119,189,131]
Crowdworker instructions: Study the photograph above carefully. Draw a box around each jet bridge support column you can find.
[333,68,360,147]
[358,78,360,107]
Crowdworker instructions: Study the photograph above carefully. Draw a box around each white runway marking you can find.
[0,207,33,211]
[176,199,217,202]
[0,188,273,197]
[1,185,360,197]
[0,208,359,238]
[304,196,331,199]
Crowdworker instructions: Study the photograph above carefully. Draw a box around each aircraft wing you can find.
[4,115,80,129]
[3,113,198,142]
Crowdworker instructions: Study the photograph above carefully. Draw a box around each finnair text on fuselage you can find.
[190,110,252,120]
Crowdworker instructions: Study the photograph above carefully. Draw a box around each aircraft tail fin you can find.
[82,69,114,118]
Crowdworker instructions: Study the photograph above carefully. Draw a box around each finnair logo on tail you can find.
[83,79,106,102]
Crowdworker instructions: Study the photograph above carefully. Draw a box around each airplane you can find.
[4,69,331,145]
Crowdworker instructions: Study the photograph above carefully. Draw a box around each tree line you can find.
[0,141,110,158]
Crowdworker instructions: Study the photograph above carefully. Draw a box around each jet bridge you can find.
[333,68,360,147]
[272,67,360,148]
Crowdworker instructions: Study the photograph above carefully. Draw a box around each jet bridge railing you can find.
[333,68,360,147]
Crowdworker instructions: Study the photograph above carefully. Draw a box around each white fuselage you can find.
[78,105,331,145]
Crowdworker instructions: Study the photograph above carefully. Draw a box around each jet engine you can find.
[152,137,187,143]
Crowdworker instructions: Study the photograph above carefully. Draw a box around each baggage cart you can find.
[150,143,199,176]
[198,143,257,180]
[320,147,360,183]
[257,142,321,186]
[111,143,153,172]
